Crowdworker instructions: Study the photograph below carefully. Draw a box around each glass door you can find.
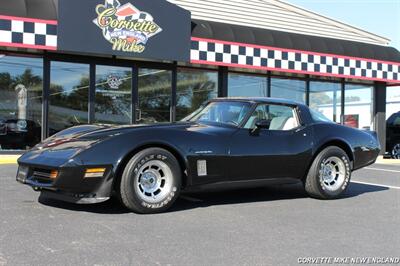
[49,61,89,136]
[137,68,172,123]
[95,65,132,124]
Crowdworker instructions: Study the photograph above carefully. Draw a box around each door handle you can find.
[294,127,307,137]
[295,126,306,133]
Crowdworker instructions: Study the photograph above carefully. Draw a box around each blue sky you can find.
[287,0,400,50]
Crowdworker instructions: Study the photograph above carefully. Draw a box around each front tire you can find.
[120,148,181,214]
[304,146,351,199]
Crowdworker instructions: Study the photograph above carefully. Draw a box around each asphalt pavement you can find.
[0,162,399,266]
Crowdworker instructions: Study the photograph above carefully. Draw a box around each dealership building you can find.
[0,0,399,153]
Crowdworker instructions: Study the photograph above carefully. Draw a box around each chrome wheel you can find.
[319,156,346,191]
[392,144,400,159]
[134,160,174,203]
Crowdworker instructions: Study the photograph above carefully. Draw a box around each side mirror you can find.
[255,119,269,129]
[250,119,269,135]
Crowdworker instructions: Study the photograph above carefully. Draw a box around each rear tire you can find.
[119,148,181,214]
[304,146,351,199]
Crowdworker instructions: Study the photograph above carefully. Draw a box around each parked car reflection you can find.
[386,111,400,159]
[0,119,41,150]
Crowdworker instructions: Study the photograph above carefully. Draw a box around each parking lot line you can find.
[351,180,400,190]
[364,167,400,173]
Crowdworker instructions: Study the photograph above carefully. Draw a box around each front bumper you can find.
[16,163,114,204]
[40,190,110,204]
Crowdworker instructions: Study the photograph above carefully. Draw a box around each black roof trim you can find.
[0,0,58,20]
[211,97,304,106]
[1,0,399,62]
[191,19,400,63]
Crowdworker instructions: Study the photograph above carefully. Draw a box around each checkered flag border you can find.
[191,39,400,83]
[0,16,57,49]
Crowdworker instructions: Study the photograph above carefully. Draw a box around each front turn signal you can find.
[84,168,106,178]
[50,170,58,179]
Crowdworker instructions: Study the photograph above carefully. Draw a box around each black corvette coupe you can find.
[17,98,380,213]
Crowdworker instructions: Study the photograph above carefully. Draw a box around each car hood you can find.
[33,122,199,151]
[19,121,236,167]
[51,122,193,139]
[18,123,192,167]
[47,121,236,140]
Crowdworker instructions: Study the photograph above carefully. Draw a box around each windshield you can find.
[186,101,252,126]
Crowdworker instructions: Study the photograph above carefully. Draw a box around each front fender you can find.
[74,130,190,190]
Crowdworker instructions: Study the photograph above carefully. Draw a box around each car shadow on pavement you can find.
[38,196,131,214]
[342,182,388,198]
[37,182,388,214]
[169,182,389,213]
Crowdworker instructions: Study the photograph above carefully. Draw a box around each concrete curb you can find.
[375,156,400,165]
[0,155,20,164]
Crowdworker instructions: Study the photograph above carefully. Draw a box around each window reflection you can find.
[49,62,89,135]
[309,82,341,122]
[344,84,373,130]
[0,56,42,150]
[138,69,171,123]
[177,68,217,120]
[271,78,306,103]
[228,73,267,97]
[386,86,400,120]
[95,65,131,124]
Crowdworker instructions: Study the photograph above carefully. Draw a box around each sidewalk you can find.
[375,156,400,165]
[0,155,20,164]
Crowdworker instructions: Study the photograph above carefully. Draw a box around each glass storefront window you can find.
[138,68,171,123]
[271,77,306,103]
[49,61,89,135]
[0,55,43,150]
[228,73,267,97]
[309,82,341,122]
[176,68,218,120]
[95,65,132,124]
[386,86,400,120]
[344,84,373,130]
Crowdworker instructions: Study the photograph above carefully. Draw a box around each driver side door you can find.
[227,103,313,181]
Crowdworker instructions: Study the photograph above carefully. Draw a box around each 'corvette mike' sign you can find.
[93,0,162,54]
[57,0,191,62]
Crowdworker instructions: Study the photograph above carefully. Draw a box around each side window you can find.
[244,104,299,130]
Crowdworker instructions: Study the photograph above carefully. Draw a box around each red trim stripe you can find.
[190,59,399,84]
[191,37,400,67]
[0,15,57,25]
[0,42,57,50]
